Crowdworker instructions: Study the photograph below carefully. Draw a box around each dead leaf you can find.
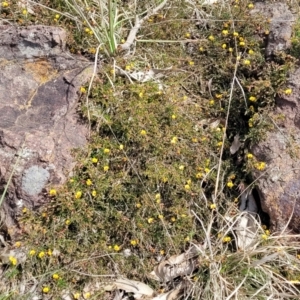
[104,278,154,299]
[150,246,199,282]
[235,212,259,250]
[0,248,27,265]
[230,134,242,154]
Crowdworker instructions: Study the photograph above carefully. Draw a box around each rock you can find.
[251,2,295,56]
[247,2,298,234]
[0,25,92,233]
[252,67,300,233]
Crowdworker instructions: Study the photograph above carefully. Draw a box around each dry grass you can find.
[1,0,300,299]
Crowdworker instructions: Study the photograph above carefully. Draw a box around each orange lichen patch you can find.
[23,59,57,83]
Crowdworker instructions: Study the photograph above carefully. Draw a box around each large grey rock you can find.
[252,67,300,233]
[0,25,92,234]
[251,2,295,56]
[248,2,298,234]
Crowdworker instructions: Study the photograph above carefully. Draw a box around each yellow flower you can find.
[204,168,210,173]
[80,86,86,93]
[42,286,50,294]
[249,96,257,102]
[247,153,253,159]
[160,250,165,255]
[52,273,60,280]
[248,49,254,55]
[140,129,147,136]
[92,190,97,197]
[171,136,178,144]
[9,256,17,266]
[239,41,245,46]
[75,191,82,199]
[209,99,214,106]
[171,217,176,222]
[136,203,141,208]
[139,92,144,98]
[222,44,227,49]
[222,236,231,243]
[86,179,92,186]
[199,46,204,52]
[265,229,270,236]
[217,141,223,147]
[65,219,71,225]
[130,239,138,246]
[248,3,254,8]
[155,193,161,203]
[88,47,96,54]
[29,250,36,256]
[49,189,57,196]
[284,88,292,95]
[228,47,233,52]
[103,165,109,172]
[227,181,234,188]
[162,177,168,183]
[38,251,45,259]
[184,236,190,242]
[84,293,91,299]
[148,217,154,224]
[158,214,164,219]
[243,59,250,65]
[255,162,266,171]
[261,234,268,240]
[222,30,229,36]
[22,207,27,213]
[73,293,81,299]
[179,165,185,170]
[210,203,216,210]
[233,31,239,37]
[171,114,176,119]
[2,2,9,7]
[119,144,124,150]
[125,65,131,71]
[113,245,121,251]
[22,9,27,15]
[184,184,190,190]
[91,157,98,163]
[196,172,202,179]
[208,35,215,41]
[15,241,21,248]
[55,14,60,19]
[103,148,110,154]
[185,33,191,38]
[248,118,253,127]
[189,61,194,66]
[47,249,53,256]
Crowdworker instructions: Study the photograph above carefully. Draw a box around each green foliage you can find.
[1,0,300,299]
[291,18,300,58]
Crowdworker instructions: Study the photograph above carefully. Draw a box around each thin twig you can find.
[119,0,168,51]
